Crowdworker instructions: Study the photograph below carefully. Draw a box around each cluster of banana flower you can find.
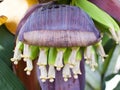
[11,3,106,83]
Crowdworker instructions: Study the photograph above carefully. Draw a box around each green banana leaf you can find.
[0,25,26,90]
[0,59,26,90]
[85,65,101,90]
[0,25,14,68]
[97,37,116,75]
[104,44,120,77]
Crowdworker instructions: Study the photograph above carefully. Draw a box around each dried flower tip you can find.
[39,66,47,82]
[37,49,47,66]
[62,64,71,82]
[72,60,82,78]
[24,59,33,75]
[95,40,108,59]
[109,28,119,43]
[54,50,64,71]
[68,47,79,68]
[48,65,55,82]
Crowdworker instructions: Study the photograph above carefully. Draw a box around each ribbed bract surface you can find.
[18,4,100,44]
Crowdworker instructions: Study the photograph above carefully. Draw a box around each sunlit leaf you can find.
[104,44,120,77]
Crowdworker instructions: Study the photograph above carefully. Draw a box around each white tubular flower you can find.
[72,60,82,79]
[11,41,23,65]
[109,28,119,44]
[22,44,33,75]
[22,44,30,61]
[90,50,98,72]
[37,49,47,66]
[62,64,71,82]
[96,40,107,62]
[68,47,79,68]
[48,65,55,82]
[24,59,33,75]
[11,48,22,65]
[54,51,64,71]
[39,66,47,82]
[84,46,92,64]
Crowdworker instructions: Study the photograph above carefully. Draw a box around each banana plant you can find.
[0,0,120,90]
